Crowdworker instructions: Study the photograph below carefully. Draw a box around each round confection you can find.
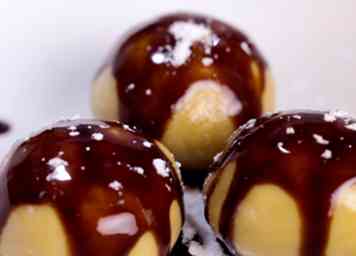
[0,119,183,256]
[205,110,356,256]
[92,13,274,172]
[0,121,9,135]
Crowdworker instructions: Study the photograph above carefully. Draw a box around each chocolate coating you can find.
[105,13,267,138]
[0,120,183,255]
[205,110,356,256]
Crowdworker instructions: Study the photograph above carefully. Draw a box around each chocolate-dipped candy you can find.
[0,121,9,135]
[92,13,274,173]
[205,110,356,256]
[0,119,184,256]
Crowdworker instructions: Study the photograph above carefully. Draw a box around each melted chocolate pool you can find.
[107,13,267,139]
[0,120,183,256]
[207,110,356,256]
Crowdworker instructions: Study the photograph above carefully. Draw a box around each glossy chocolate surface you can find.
[0,120,183,256]
[107,13,267,138]
[0,121,9,135]
[206,111,356,256]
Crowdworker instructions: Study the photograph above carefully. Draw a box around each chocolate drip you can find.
[209,111,356,256]
[0,120,183,255]
[0,121,9,134]
[109,13,267,139]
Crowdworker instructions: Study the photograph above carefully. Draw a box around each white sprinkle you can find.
[324,113,337,122]
[225,47,231,53]
[346,123,356,131]
[47,157,68,167]
[145,89,152,96]
[126,83,135,92]
[286,127,295,135]
[69,131,80,137]
[80,166,86,171]
[142,141,153,148]
[201,57,213,66]
[68,126,77,131]
[109,180,123,191]
[85,146,91,152]
[340,137,345,141]
[240,41,252,55]
[151,52,166,64]
[333,110,350,118]
[292,115,302,120]
[313,134,330,145]
[97,212,138,236]
[87,125,92,129]
[132,166,144,175]
[167,21,217,67]
[58,151,64,156]
[41,157,46,162]
[324,110,350,122]
[153,158,170,177]
[321,149,332,159]
[46,158,71,182]
[277,142,290,154]
[122,124,132,131]
[92,132,104,141]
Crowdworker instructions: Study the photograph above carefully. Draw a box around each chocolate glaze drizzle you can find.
[0,121,9,134]
[0,120,183,256]
[207,110,356,256]
[109,13,267,139]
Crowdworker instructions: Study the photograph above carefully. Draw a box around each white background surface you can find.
[1,0,356,159]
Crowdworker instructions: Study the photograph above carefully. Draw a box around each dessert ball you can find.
[0,120,184,256]
[92,13,274,171]
[205,111,356,256]
[0,121,9,135]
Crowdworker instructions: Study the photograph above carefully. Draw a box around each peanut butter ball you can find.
[205,111,356,256]
[92,13,274,172]
[0,120,184,256]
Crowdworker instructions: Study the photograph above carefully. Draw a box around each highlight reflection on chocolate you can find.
[0,120,184,256]
[92,13,274,172]
[205,111,356,256]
